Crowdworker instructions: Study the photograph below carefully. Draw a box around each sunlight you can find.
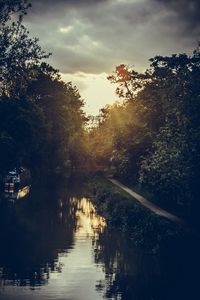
[73,198,106,238]
[61,72,117,115]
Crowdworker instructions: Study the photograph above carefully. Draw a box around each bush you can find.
[91,179,182,253]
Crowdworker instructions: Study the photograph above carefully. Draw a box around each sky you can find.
[24,0,200,115]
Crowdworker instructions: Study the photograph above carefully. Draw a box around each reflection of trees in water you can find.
[93,229,161,300]
[1,179,200,300]
[93,228,200,300]
[0,185,79,288]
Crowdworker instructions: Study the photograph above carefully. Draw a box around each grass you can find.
[88,174,185,253]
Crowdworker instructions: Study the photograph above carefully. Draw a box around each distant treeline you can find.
[0,1,87,177]
[87,47,200,223]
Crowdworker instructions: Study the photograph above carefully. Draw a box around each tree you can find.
[139,47,200,217]
[26,66,86,172]
[0,1,86,176]
[0,0,30,24]
[0,0,50,97]
[93,45,200,221]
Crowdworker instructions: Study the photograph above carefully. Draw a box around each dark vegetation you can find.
[90,176,185,253]
[87,47,200,228]
[0,0,87,180]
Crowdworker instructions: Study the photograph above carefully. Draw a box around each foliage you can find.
[0,0,30,24]
[0,0,86,177]
[88,45,200,223]
[138,47,200,218]
[0,2,50,97]
[91,177,181,252]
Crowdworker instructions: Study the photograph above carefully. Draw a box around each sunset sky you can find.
[24,0,199,115]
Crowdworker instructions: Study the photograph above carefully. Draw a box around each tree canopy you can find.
[88,45,200,223]
[0,0,86,177]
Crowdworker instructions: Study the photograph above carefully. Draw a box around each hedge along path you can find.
[108,178,184,225]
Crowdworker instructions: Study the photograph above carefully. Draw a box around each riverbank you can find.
[108,177,184,224]
[89,175,188,254]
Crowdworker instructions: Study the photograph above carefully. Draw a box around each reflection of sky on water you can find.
[0,184,200,300]
[75,197,106,238]
[0,197,106,300]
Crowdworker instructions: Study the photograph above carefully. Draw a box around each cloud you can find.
[153,0,200,31]
[24,0,199,75]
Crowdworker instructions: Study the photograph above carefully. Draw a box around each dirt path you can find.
[108,178,184,224]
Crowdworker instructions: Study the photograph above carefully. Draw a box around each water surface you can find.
[0,179,199,300]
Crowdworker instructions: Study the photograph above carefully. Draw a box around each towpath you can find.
[108,178,184,225]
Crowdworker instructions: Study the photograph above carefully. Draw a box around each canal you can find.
[0,176,199,300]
